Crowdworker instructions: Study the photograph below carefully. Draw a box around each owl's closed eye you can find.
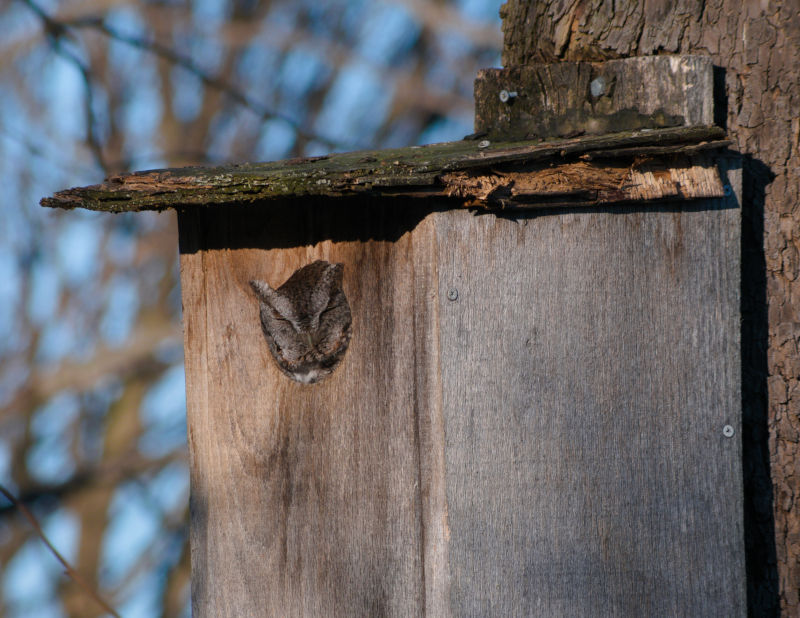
[250,260,352,384]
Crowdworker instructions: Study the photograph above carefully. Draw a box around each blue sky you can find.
[0,0,502,614]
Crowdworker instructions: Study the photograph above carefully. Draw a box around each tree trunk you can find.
[499,0,799,613]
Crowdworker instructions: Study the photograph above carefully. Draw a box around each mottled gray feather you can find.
[250,260,351,384]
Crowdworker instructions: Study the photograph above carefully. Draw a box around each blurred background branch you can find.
[0,484,120,617]
[0,0,502,615]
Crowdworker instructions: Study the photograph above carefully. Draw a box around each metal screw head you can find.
[590,76,606,97]
[447,288,459,301]
[499,89,518,103]
[722,424,735,438]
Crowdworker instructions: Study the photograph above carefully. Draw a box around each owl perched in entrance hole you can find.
[250,260,352,384]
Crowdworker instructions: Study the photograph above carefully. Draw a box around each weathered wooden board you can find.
[433,157,743,615]
[179,201,445,616]
[443,153,724,208]
[179,161,743,616]
[475,56,714,140]
[42,125,727,212]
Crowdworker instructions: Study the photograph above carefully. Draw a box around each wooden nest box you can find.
[43,55,745,615]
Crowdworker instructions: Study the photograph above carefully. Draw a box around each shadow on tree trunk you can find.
[741,153,779,617]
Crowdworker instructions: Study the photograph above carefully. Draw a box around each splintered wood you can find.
[442,155,725,208]
[41,125,728,213]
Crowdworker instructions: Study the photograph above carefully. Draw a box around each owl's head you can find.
[250,260,352,383]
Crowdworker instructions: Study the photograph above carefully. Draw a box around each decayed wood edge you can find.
[41,125,727,213]
[473,56,714,140]
[442,153,726,209]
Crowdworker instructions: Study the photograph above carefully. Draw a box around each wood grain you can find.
[179,201,440,616]
[474,56,714,141]
[179,165,743,615]
[433,158,743,615]
[442,154,724,208]
[42,125,726,212]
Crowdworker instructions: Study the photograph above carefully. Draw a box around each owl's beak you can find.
[305,333,314,349]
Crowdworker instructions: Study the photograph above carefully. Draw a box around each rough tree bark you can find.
[498,0,799,614]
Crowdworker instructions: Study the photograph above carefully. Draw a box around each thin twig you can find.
[0,449,186,517]
[0,484,121,618]
[49,41,108,173]
[90,20,345,149]
[21,0,348,151]
[0,127,97,176]
[19,0,108,173]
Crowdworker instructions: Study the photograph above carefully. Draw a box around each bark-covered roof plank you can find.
[41,125,728,212]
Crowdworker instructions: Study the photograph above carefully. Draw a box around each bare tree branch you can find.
[3,319,180,420]
[19,0,348,153]
[0,450,186,518]
[66,17,347,150]
[19,0,109,172]
[0,127,97,176]
[0,484,121,618]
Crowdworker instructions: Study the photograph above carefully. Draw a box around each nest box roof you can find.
[41,125,729,213]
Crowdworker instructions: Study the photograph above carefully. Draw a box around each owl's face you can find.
[250,261,352,384]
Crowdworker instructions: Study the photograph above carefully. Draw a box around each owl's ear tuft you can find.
[250,279,275,304]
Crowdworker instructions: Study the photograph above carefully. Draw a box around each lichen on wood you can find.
[41,125,727,213]
[474,56,713,141]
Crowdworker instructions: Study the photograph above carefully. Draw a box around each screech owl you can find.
[250,260,352,384]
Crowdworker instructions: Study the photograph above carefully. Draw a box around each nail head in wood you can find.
[590,76,606,97]
[499,89,518,103]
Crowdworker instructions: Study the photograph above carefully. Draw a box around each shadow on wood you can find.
[177,156,744,614]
